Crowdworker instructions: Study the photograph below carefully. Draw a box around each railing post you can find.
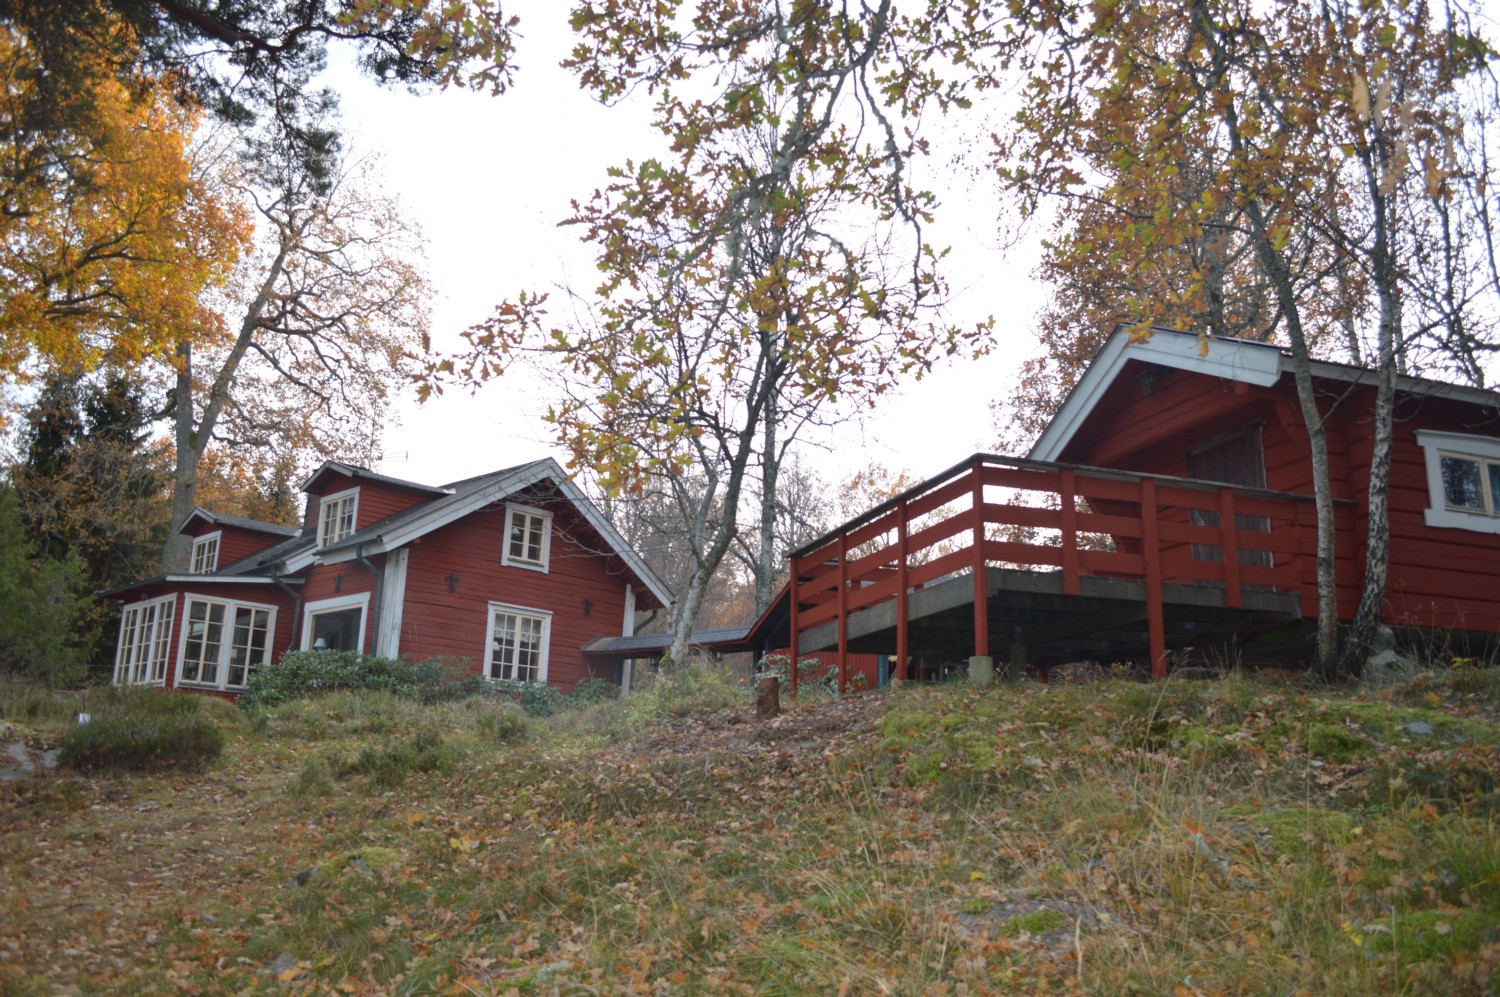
[1060,467,1080,596]
[837,529,849,693]
[971,459,990,659]
[1219,488,1242,609]
[1140,478,1167,679]
[896,498,910,682]
[787,552,799,698]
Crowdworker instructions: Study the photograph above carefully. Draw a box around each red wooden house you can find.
[106,459,671,696]
[772,327,1500,687]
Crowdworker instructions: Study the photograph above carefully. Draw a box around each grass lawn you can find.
[2,665,1499,994]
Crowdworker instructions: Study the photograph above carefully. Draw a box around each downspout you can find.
[272,570,302,655]
[354,542,383,657]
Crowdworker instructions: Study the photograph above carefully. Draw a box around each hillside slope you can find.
[2,668,1498,994]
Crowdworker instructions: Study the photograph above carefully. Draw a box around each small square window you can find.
[503,505,551,570]
[318,489,358,547]
[190,533,220,573]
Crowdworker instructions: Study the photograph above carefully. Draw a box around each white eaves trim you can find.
[315,458,675,610]
[1029,327,1282,462]
[161,574,289,584]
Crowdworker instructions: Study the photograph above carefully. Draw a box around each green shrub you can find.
[0,487,93,686]
[239,651,472,711]
[489,678,567,717]
[58,690,224,772]
[570,677,620,705]
[631,660,745,719]
[475,701,530,743]
[330,729,459,788]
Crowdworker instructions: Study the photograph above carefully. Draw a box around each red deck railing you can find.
[786,454,1331,689]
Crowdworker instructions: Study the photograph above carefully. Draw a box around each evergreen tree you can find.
[0,485,92,685]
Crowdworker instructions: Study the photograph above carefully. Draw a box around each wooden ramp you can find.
[784,454,1345,691]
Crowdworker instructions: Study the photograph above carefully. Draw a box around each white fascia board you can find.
[1302,359,1500,410]
[315,458,676,609]
[161,574,289,585]
[1029,329,1284,462]
[551,473,675,610]
[316,463,554,564]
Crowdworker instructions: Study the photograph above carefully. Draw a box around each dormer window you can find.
[502,503,551,571]
[318,488,359,547]
[190,533,220,573]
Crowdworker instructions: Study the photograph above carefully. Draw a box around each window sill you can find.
[502,559,549,574]
[1424,506,1500,536]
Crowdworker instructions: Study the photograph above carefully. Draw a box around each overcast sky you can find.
[327,4,1046,491]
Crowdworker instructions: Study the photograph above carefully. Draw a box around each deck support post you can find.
[787,553,799,699]
[971,460,990,660]
[896,498,910,682]
[1141,477,1167,679]
[837,530,849,693]
[1008,634,1026,682]
[1060,468,1080,596]
[1219,488,1242,608]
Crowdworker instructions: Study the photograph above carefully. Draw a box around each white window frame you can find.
[190,531,221,573]
[318,487,360,547]
[1417,430,1500,535]
[175,594,277,692]
[483,602,552,684]
[501,503,552,572]
[113,595,176,687]
[300,592,371,652]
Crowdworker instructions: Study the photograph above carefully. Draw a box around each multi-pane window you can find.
[318,489,358,547]
[486,606,549,683]
[113,597,175,686]
[1439,453,1500,516]
[504,505,550,569]
[179,597,275,691]
[190,533,220,573]
[1417,430,1500,536]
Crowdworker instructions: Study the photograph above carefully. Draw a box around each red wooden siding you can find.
[300,477,436,536]
[215,525,291,568]
[397,494,632,690]
[1059,358,1500,635]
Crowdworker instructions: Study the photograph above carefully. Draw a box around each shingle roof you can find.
[183,508,299,537]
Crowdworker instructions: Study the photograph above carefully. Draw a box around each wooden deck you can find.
[786,454,1346,692]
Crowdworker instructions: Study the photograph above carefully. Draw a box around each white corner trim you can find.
[377,549,409,659]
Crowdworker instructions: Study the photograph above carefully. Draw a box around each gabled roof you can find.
[108,459,673,609]
[300,459,452,497]
[1030,325,1500,462]
[313,458,674,609]
[181,507,300,537]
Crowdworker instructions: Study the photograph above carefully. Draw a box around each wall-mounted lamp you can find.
[1137,365,1170,396]
[446,573,459,593]
[334,573,344,593]
[582,597,594,618]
